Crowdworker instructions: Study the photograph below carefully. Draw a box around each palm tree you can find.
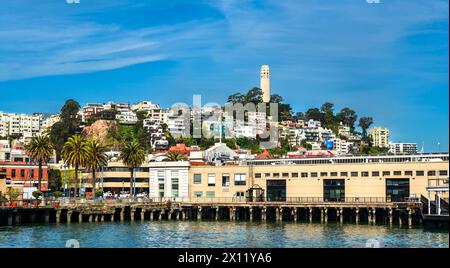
[166,150,188,161]
[120,140,145,198]
[26,135,54,192]
[85,140,107,196]
[62,134,89,198]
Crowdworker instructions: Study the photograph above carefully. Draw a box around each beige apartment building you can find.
[189,154,449,202]
[368,127,390,148]
[77,154,448,203]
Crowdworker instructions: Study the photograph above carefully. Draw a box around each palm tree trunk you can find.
[74,165,78,198]
[130,168,134,198]
[38,161,42,192]
[92,169,96,196]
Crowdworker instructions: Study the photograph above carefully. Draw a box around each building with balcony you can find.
[389,142,418,155]
[368,127,390,148]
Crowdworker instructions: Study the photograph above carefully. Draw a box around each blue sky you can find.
[0,0,448,151]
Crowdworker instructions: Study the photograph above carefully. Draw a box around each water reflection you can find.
[0,221,448,248]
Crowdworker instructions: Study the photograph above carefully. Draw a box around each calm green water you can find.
[0,221,448,248]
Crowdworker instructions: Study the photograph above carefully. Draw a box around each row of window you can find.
[254,170,448,178]
[8,169,34,178]
[193,173,247,187]
[193,191,246,198]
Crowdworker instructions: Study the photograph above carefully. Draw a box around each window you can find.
[208,173,216,186]
[222,174,230,187]
[405,171,413,176]
[20,169,25,178]
[11,169,16,178]
[340,172,348,177]
[382,171,390,176]
[416,170,424,176]
[158,178,165,197]
[439,170,448,176]
[301,172,308,178]
[320,172,328,177]
[362,172,369,177]
[30,169,34,178]
[194,191,202,198]
[292,172,299,178]
[311,172,318,178]
[234,174,247,186]
[351,172,358,177]
[206,191,215,198]
[236,191,245,197]
[393,171,401,176]
[171,178,179,197]
[194,174,202,184]
[330,172,338,177]
[273,173,280,178]
[255,173,262,179]
[282,173,289,178]
[323,179,345,202]
[372,171,380,177]
[428,170,436,176]
[171,170,179,178]
[386,179,410,202]
[265,173,271,178]
[157,170,165,178]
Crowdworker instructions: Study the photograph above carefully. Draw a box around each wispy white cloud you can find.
[0,1,222,81]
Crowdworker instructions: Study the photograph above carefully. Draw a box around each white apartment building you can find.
[102,102,131,113]
[307,119,321,129]
[319,127,335,141]
[330,138,351,155]
[148,161,189,200]
[389,142,418,155]
[115,111,138,124]
[288,128,306,147]
[368,127,390,148]
[0,112,42,141]
[167,110,189,137]
[132,101,166,123]
[338,123,351,137]
[40,114,60,132]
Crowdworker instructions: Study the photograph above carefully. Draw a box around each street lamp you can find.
[133,167,136,198]
[101,163,104,193]
[61,164,67,198]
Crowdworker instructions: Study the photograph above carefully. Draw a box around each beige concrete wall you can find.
[0,179,6,196]
[190,165,250,198]
[190,161,449,199]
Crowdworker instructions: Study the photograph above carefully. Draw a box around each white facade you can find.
[115,111,137,124]
[338,124,351,137]
[288,128,306,146]
[307,119,321,129]
[148,161,189,200]
[132,101,166,123]
[389,142,418,155]
[0,112,42,141]
[330,138,351,155]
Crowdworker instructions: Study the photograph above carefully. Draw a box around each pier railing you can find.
[1,196,422,208]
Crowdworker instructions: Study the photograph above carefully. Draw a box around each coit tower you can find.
[260,64,270,102]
